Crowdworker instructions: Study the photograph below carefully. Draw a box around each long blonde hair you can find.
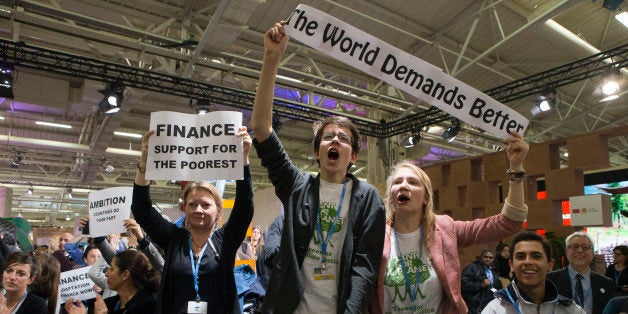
[384,160,436,245]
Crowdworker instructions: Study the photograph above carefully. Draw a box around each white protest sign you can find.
[148,111,243,181]
[59,267,98,302]
[88,187,133,238]
[285,5,529,139]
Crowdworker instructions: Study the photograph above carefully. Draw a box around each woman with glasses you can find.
[369,131,530,314]
[605,245,628,295]
[0,251,47,314]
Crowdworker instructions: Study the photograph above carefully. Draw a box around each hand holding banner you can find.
[284,4,528,139]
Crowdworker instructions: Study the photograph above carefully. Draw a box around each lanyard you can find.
[569,273,592,308]
[505,286,557,314]
[316,179,348,269]
[189,233,210,301]
[615,268,623,285]
[504,289,522,314]
[393,225,423,311]
[8,291,28,314]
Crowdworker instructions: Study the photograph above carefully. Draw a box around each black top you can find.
[494,254,511,278]
[132,165,254,314]
[15,292,47,314]
[103,289,155,314]
[605,263,628,291]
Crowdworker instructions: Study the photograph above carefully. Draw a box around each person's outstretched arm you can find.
[251,21,289,142]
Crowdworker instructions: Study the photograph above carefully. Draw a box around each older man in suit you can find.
[547,232,614,314]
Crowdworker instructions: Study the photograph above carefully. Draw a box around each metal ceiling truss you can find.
[1,39,625,140]
[485,43,628,102]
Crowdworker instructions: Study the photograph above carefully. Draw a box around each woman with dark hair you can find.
[64,250,159,314]
[605,245,628,295]
[28,250,61,314]
[0,251,47,313]
[493,241,511,285]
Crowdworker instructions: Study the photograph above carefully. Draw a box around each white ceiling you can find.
[0,0,626,226]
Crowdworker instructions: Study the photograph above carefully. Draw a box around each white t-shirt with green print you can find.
[295,179,352,313]
[384,227,443,314]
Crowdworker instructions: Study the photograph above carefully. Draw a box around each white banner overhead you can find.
[148,111,244,181]
[284,4,529,139]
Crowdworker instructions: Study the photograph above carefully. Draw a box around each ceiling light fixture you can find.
[10,151,22,168]
[530,88,556,118]
[616,11,628,28]
[603,0,623,11]
[66,213,71,221]
[114,131,142,138]
[98,81,125,114]
[35,121,72,129]
[441,119,461,142]
[599,68,621,102]
[66,186,73,198]
[191,98,212,115]
[0,63,14,99]
[27,184,33,195]
[400,129,422,148]
[104,164,115,174]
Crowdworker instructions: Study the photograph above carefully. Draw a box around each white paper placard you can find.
[147,111,243,180]
[59,266,98,303]
[88,186,133,237]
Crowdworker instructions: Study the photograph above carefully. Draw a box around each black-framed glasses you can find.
[482,256,494,259]
[322,132,352,145]
[567,244,592,251]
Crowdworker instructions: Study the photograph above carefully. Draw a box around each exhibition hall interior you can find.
[0,0,625,253]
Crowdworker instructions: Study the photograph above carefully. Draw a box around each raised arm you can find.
[251,21,289,142]
[131,130,175,249]
[503,131,529,220]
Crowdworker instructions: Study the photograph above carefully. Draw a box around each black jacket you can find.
[254,132,386,313]
[103,289,155,314]
[461,259,502,313]
[547,267,615,314]
[132,165,254,314]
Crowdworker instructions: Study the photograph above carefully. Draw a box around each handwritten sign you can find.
[59,267,98,302]
[147,111,244,180]
[285,4,529,139]
[88,187,132,238]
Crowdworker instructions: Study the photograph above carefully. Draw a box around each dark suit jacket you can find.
[547,268,615,314]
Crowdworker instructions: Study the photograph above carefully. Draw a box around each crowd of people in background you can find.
[0,19,626,314]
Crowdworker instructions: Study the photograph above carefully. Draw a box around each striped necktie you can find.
[575,273,585,307]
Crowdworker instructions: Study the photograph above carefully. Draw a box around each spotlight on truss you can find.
[98,82,125,114]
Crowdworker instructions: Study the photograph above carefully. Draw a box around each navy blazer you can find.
[547,268,615,314]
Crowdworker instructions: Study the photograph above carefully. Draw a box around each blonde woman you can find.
[369,132,529,313]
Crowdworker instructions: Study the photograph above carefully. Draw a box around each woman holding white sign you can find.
[131,126,253,314]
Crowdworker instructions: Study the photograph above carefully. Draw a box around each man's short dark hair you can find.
[509,231,552,262]
[313,116,361,155]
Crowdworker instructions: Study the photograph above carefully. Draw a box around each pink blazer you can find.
[369,202,526,313]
